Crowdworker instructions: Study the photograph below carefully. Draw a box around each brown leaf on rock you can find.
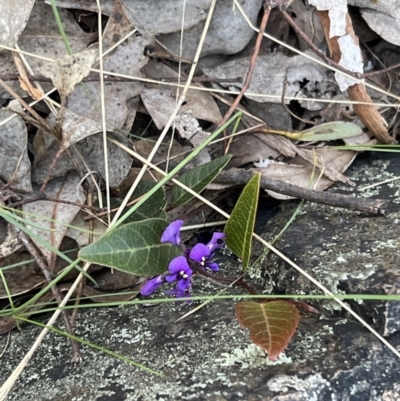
[90,268,145,291]
[134,136,188,171]
[0,236,80,300]
[236,301,299,361]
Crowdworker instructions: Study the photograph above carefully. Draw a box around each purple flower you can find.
[167,286,191,300]
[140,221,225,300]
[206,232,226,253]
[161,220,184,246]
[140,275,164,296]
[165,255,193,300]
[165,256,193,288]
[190,243,220,272]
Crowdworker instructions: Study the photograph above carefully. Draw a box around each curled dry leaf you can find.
[40,49,98,98]
[13,53,43,100]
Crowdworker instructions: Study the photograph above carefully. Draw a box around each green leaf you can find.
[235,301,299,361]
[123,181,166,222]
[292,121,363,141]
[98,181,166,223]
[170,155,232,208]
[79,218,181,276]
[224,173,260,271]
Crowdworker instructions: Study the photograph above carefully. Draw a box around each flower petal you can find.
[189,243,211,262]
[168,255,191,275]
[177,277,191,291]
[207,232,225,253]
[140,275,164,296]
[161,220,184,246]
[165,274,178,282]
[206,262,220,271]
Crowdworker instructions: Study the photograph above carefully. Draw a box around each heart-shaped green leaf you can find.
[236,301,299,360]
[292,121,362,141]
[170,155,232,208]
[79,218,181,276]
[224,173,260,271]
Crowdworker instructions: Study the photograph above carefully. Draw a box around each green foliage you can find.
[224,173,260,271]
[115,112,242,228]
[292,121,362,141]
[170,155,231,208]
[235,301,299,360]
[117,181,167,223]
[79,218,181,276]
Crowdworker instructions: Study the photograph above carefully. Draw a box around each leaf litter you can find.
[0,0,399,379]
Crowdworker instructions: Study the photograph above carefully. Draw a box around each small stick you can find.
[160,76,243,83]
[0,78,58,138]
[7,193,101,210]
[0,73,243,85]
[215,168,388,214]
[363,63,400,77]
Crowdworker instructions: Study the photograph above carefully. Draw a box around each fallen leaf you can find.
[236,301,300,361]
[22,173,86,268]
[0,106,32,193]
[0,0,35,48]
[41,49,98,97]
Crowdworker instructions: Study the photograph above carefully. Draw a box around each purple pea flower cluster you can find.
[140,220,225,299]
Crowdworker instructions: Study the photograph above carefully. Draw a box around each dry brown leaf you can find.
[203,51,331,108]
[13,53,43,99]
[40,50,98,98]
[0,106,32,193]
[0,0,35,49]
[32,121,132,188]
[22,173,86,268]
[254,148,356,200]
